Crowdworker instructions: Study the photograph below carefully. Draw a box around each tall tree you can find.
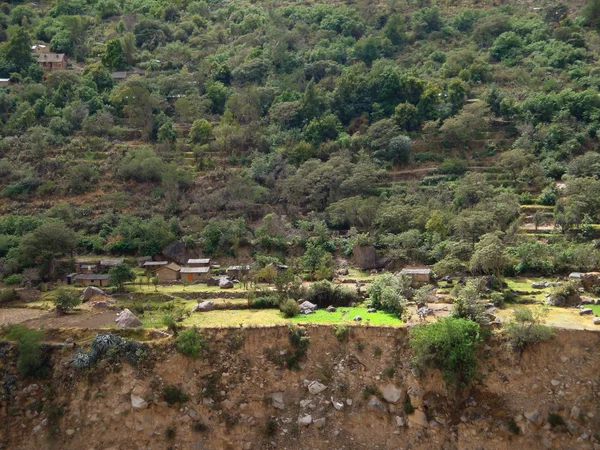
[4,27,33,71]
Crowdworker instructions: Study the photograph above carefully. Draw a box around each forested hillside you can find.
[1,0,600,282]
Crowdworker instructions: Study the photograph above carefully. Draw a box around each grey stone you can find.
[298,415,312,427]
[367,308,377,313]
[81,286,106,302]
[551,379,560,386]
[188,409,200,421]
[571,406,581,419]
[366,396,387,414]
[395,416,405,427]
[299,301,317,315]
[115,309,142,328]
[532,281,549,289]
[326,305,336,313]
[271,392,285,410]
[192,301,214,312]
[308,381,327,395]
[525,410,541,424]
[131,394,148,410]
[579,308,593,316]
[331,398,344,411]
[65,429,75,436]
[219,277,234,289]
[594,317,600,325]
[382,384,403,404]
[353,316,362,322]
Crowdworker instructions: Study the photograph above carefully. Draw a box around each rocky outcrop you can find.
[352,245,382,270]
[161,241,198,266]
[82,286,106,302]
[114,309,142,327]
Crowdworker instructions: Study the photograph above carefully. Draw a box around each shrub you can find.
[162,385,189,406]
[161,313,178,336]
[451,281,490,325]
[192,421,208,432]
[5,325,46,378]
[3,274,22,286]
[71,334,149,369]
[334,323,349,342]
[53,288,81,314]
[504,307,555,353]
[409,317,482,389]
[165,426,176,439]
[0,288,18,303]
[362,385,381,399]
[265,418,277,437]
[250,295,279,309]
[176,327,204,359]
[490,292,505,308]
[367,273,412,316]
[547,413,565,429]
[305,280,358,308]
[403,396,414,414]
[286,325,310,370]
[280,299,299,318]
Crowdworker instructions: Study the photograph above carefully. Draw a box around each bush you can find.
[5,325,47,378]
[367,273,412,316]
[162,385,190,406]
[334,323,349,342]
[165,426,176,439]
[53,288,81,314]
[176,327,204,359]
[280,299,299,318]
[305,280,358,308]
[192,421,209,432]
[0,288,18,303]
[71,333,149,369]
[286,325,310,370]
[504,307,555,353]
[451,281,490,325]
[409,317,482,389]
[547,412,565,429]
[3,274,22,286]
[250,295,279,309]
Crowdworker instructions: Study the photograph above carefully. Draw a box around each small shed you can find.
[73,274,110,287]
[400,268,432,288]
[187,258,211,267]
[181,266,210,282]
[66,273,78,285]
[0,78,12,87]
[156,263,181,283]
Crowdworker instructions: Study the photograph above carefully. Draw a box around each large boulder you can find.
[299,301,317,315]
[352,245,382,270]
[207,277,220,286]
[81,286,106,302]
[115,309,142,328]
[161,240,199,266]
[382,384,404,404]
[219,277,234,289]
[192,301,214,312]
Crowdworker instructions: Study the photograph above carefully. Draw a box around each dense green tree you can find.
[102,38,126,71]
[109,263,136,291]
[4,27,33,71]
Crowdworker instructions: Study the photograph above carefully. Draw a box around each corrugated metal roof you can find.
[181,267,210,273]
[401,268,431,275]
[188,258,211,264]
[159,263,181,271]
[143,261,169,266]
[75,274,110,280]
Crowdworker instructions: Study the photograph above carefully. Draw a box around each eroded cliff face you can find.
[1,326,599,450]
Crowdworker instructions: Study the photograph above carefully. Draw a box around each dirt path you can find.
[22,310,118,329]
[0,308,47,326]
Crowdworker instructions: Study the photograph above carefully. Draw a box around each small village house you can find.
[226,265,252,279]
[37,53,67,70]
[72,274,110,287]
[187,258,211,267]
[111,68,144,81]
[181,267,210,282]
[156,263,181,283]
[76,262,98,274]
[400,268,432,288]
[0,79,12,87]
[142,261,169,274]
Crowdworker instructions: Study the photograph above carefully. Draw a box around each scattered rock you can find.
[192,301,214,312]
[525,410,542,425]
[326,305,336,313]
[408,410,429,428]
[299,301,317,315]
[115,309,142,328]
[271,392,285,410]
[308,381,327,395]
[81,286,106,302]
[551,380,560,386]
[65,429,75,436]
[532,281,549,289]
[346,399,352,406]
[188,409,200,421]
[382,384,404,404]
[367,308,377,313]
[131,394,148,410]
[395,416,405,427]
[366,396,386,414]
[331,398,344,411]
[219,278,234,289]
[579,308,593,316]
[594,317,600,325]
[570,406,581,420]
[353,316,362,322]
[298,415,312,427]
[314,417,327,429]
[580,296,595,305]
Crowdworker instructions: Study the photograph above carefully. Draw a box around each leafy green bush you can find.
[280,299,299,318]
[286,325,310,370]
[176,327,204,359]
[3,274,22,286]
[367,273,412,316]
[192,421,209,432]
[547,413,565,429]
[0,288,18,303]
[5,325,47,378]
[451,281,490,325]
[71,334,149,369]
[305,280,357,308]
[53,288,81,314]
[250,295,279,309]
[162,385,190,406]
[504,307,555,352]
[409,317,482,389]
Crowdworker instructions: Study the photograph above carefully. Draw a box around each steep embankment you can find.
[1,326,599,450]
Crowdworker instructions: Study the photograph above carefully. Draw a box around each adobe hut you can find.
[142,261,169,274]
[37,53,67,70]
[100,258,124,270]
[73,274,110,287]
[156,263,181,283]
[400,268,432,288]
[181,266,210,282]
[226,265,251,280]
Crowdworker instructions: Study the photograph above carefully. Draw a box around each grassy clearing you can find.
[591,305,600,316]
[291,307,401,326]
[126,282,253,294]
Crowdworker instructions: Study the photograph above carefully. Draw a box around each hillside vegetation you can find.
[1,0,600,282]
